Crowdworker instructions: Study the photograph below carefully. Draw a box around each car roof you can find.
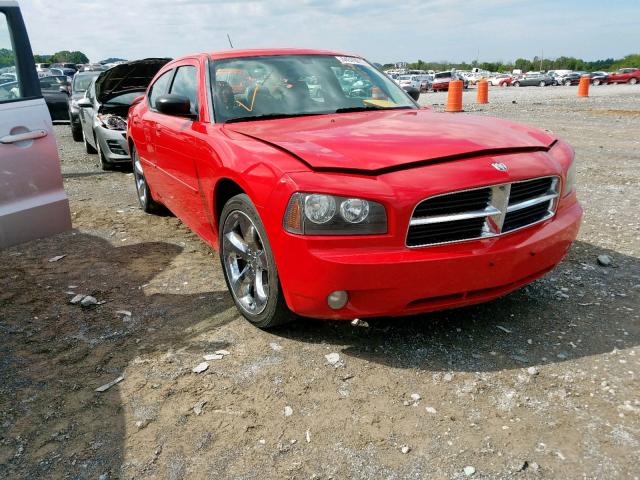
[206,48,355,60]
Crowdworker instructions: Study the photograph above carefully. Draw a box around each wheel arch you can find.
[214,177,246,224]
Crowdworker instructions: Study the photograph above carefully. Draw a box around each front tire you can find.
[539,81,546,87]
[71,121,83,142]
[630,78,638,85]
[96,138,113,171]
[83,129,97,154]
[513,81,520,87]
[592,79,600,86]
[220,194,294,329]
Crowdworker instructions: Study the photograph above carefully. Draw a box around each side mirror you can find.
[156,94,196,119]
[406,87,420,101]
[76,98,92,108]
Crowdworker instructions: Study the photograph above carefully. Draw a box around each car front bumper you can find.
[96,126,130,163]
[263,151,582,320]
[275,201,581,319]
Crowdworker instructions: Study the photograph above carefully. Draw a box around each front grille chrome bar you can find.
[506,192,559,213]
[406,176,560,248]
[410,206,502,226]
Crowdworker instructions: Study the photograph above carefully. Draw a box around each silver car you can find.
[77,58,170,170]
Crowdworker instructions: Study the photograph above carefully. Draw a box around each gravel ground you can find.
[1,84,638,480]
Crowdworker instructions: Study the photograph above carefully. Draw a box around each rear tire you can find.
[592,79,601,86]
[564,80,572,86]
[131,144,162,214]
[513,81,520,87]
[630,78,638,85]
[220,194,295,329]
[539,81,546,87]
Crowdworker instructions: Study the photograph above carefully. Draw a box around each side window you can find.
[86,81,94,102]
[169,66,198,114]
[148,69,173,110]
[0,12,22,101]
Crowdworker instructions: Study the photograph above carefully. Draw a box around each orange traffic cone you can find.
[446,80,463,112]
[477,79,489,104]
[578,75,590,97]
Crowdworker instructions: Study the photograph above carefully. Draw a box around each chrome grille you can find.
[407,176,559,247]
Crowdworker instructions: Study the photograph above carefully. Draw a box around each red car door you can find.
[139,68,175,199]
[150,61,214,240]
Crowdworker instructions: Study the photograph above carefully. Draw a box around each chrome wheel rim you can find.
[132,150,147,205]
[222,210,269,315]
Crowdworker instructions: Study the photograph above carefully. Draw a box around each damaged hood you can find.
[95,58,171,104]
[226,109,556,174]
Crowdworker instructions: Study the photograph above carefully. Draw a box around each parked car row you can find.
[386,67,640,91]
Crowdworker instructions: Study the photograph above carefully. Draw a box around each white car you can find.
[396,74,421,90]
[0,1,71,247]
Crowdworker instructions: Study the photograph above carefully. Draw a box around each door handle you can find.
[0,129,48,144]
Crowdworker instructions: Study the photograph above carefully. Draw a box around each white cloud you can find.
[15,0,638,63]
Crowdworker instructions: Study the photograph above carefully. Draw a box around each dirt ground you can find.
[1,84,639,480]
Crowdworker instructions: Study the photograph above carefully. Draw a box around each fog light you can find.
[327,290,348,310]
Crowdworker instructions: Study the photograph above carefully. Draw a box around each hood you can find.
[95,58,171,104]
[226,109,556,174]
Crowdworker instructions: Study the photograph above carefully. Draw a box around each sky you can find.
[14,0,640,64]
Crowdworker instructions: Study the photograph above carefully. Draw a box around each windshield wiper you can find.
[334,105,414,113]
[225,112,325,123]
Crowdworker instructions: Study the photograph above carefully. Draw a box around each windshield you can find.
[73,73,99,92]
[211,54,417,123]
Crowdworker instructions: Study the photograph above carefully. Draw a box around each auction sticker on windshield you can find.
[335,56,368,65]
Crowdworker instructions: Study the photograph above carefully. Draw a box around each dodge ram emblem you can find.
[491,162,508,172]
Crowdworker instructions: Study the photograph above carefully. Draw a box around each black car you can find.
[39,75,71,120]
[0,75,70,120]
[68,71,100,141]
[558,72,587,86]
[589,71,608,85]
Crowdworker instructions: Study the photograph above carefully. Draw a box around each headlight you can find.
[563,159,577,197]
[284,193,387,235]
[96,114,127,131]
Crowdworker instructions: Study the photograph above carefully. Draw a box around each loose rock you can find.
[203,354,223,361]
[284,406,293,417]
[325,352,341,365]
[597,254,612,266]
[70,294,84,304]
[464,466,476,476]
[193,400,207,415]
[192,362,209,373]
[80,295,98,307]
[95,375,124,392]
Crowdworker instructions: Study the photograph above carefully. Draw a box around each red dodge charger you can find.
[127,49,582,328]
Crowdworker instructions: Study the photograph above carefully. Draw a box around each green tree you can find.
[51,50,89,64]
[610,53,640,70]
[0,48,15,68]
